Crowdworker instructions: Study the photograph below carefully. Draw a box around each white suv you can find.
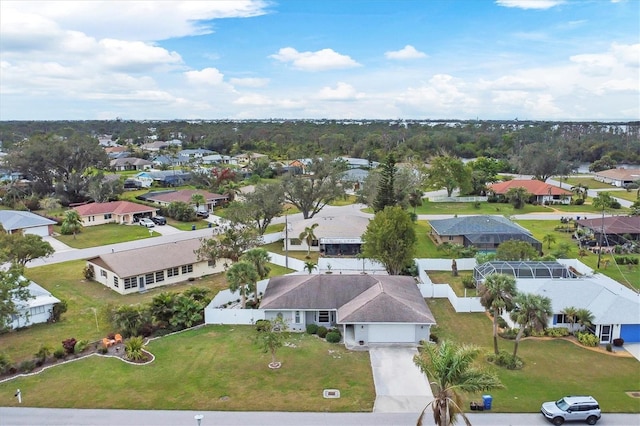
[541,396,601,425]
[138,218,155,228]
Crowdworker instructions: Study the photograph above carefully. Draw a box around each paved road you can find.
[0,407,638,426]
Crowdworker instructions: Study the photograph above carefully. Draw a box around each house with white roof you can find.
[8,279,61,330]
[0,210,57,237]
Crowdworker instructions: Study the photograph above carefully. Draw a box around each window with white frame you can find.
[113,276,119,287]
[167,267,179,277]
[124,277,137,289]
[155,271,164,282]
[317,311,330,323]
[295,311,301,323]
[145,273,155,284]
[181,264,193,274]
[30,306,45,316]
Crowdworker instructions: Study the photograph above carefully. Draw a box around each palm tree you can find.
[304,261,317,274]
[571,184,589,202]
[191,193,206,212]
[478,273,517,355]
[505,187,530,209]
[408,188,424,214]
[61,210,83,239]
[226,261,259,309]
[413,340,504,426]
[150,292,177,327]
[241,248,271,303]
[542,233,556,249]
[576,308,595,332]
[223,181,241,202]
[299,223,319,258]
[510,293,552,358]
[561,306,578,334]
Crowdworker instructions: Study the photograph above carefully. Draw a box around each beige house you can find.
[593,168,640,187]
[85,238,228,295]
[286,215,370,256]
[73,201,158,226]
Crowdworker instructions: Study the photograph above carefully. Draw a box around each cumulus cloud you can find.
[269,47,361,71]
[316,82,364,101]
[184,68,225,85]
[496,0,565,10]
[1,1,270,42]
[385,45,427,60]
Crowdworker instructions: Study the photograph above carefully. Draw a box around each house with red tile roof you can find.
[73,201,158,226]
[576,216,640,246]
[488,179,572,205]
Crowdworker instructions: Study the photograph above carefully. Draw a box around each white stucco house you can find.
[286,215,370,256]
[85,238,228,295]
[259,274,436,347]
[9,279,61,330]
[73,201,159,226]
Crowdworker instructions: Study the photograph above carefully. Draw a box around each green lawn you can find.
[416,201,549,216]
[562,177,615,190]
[610,190,639,202]
[54,223,158,248]
[262,241,320,264]
[427,271,476,297]
[415,220,440,258]
[328,194,357,206]
[427,299,640,413]
[0,325,375,412]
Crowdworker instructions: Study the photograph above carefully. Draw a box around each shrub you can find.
[500,328,519,340]
[125,336,147,361]
[317,326,328,338]
[429,333,439,344]
[613,338,624,347]
[545,328,570,337]
[53,348,66,359]
[83,266,95,280]
[255,320,271,332]
[462,275,476,289]
[18,359,36,373]
[487,350,523,370]
[74,340,89,354]
[497,316,508,329]
[606,343,612,352]
[576,331,598,347]
[574,198,585,205]
[34,344,53,363]
[0,352,13,374]
[326,331,341,343]
[51,300,68,322]
[62,338,77,355]
[329,327,342,336]
[98,346,108,355]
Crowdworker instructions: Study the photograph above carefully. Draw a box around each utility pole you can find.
[285,210,289,269]
[596,205,605,269]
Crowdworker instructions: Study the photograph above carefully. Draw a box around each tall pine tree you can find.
[373,154,397,212]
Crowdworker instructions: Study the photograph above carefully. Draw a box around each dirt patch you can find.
[522,336,633,358]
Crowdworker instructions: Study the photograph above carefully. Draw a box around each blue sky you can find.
[0,0,638,121]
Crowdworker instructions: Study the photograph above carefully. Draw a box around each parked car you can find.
[196,210,209,218]
[541,396,601,425]
[139,218,155,228]
[152,216,166,225]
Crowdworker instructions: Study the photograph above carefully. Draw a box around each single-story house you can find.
[0,210,57,237]
[576,216,640,245]
[341,169,369,188]
[286,215,370,256]
[201,154,235,165]
[593,168,640,188]
[110,157,154,171]
[85,238,227,295]
[73,201,159,226]
[259,274,436,346]
[516,277,640,344]
[337,156,379,169]
[233,152,268,165]
[9,279,61,330]
[140,141,170,152]
[488,179,572,204]
[178,149,215,165]
[140,189,228,212]
[429,215,542,253]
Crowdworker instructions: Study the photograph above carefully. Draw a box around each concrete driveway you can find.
[370,346,433,413]
[623,343,640,361]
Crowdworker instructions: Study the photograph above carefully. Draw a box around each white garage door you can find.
[368,324,415,343]
[23,226,49,237]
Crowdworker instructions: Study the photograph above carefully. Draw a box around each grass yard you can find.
[426,271,476,297]
[610,190,639,202]
[328,194,357,206]
[54,223,157,248]
[167,218,215,231]
[415,201,549,216]
[265,223,285,233]
[562,177,616,190]
[427,299,640,413]
[0,325,375,412]
[262,241,320,264]
[415,220,441,258]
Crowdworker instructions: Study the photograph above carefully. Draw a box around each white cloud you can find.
[385,45,427,60]
[496,0,565,10]
[269,47,361,71]
[316,82,364,101]
[1,1,270,42]
[229,77,269,87]
[184,68,225,85]
[399,74,479,114]
[98,39,183,72]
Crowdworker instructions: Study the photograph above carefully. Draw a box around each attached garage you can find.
[620,324,640,343]
[368,324,416,343]
[23,225,51,237]
[0,210,56,237]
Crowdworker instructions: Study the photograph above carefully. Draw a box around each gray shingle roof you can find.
[429,215,533,237]
[86,238,204,278]
[260,275,435,324]
[0,210,56,232]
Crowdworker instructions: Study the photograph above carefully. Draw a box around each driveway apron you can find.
[370,346,433,413]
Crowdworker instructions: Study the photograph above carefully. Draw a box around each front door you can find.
[138,276,146,291]
[599,325,612,343]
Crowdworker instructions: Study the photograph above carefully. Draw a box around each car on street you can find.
[139,218,155,228]
[152,215,166,225]
[541,395,601,425]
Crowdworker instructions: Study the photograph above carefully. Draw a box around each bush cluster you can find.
[317,326,328,338]
[305,324,318,334]
[487,350,523,370]
[326,331,341,343]
[614,256,638,265]
[576,331,598,347]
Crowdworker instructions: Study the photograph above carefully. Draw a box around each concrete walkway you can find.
[624,343,640,362]
[369,347,432,413]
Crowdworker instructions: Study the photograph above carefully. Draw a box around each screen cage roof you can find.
[473,261,577,282]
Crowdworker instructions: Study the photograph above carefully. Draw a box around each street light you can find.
[284,208,290,269]
[194,414,204,426]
